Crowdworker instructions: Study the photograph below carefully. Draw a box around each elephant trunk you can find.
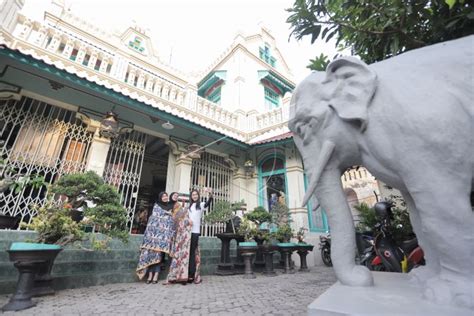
[316,168,374,286]
[302,140,335,207]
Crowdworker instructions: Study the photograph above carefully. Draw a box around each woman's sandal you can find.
[146,280,152,284]
[193,277,202,284]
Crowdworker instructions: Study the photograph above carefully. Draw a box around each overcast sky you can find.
[22,0,346,83]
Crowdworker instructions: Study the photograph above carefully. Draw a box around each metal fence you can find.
[0,97,93,227]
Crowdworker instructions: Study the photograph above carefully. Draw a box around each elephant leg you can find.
[401,191,440,283]
[408,177,474,309]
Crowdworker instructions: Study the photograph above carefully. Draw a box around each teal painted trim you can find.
[257,153,288,209]
[10,242,61,250]
[197,70,226,96]
[303,173,329,233]
[253,138,293,149]
[0,48,249,149]
[258,70,295,94]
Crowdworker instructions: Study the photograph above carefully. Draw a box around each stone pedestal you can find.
[253,236,266,271]
[278,243,296,274]
[261,244,277,276]
[238,242,257,279]
[233,235,245,274]
[215,233,242,276]
[295,243,314,272]
[308,272,473,316]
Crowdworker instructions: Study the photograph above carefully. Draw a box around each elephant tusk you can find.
[302,140,336,207]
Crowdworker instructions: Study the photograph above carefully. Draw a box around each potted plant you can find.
[244,207,273,270]
[293,227,314,272]
[203,200,245,275]
[3,171,128,311]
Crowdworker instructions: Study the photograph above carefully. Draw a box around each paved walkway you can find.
[0,266,336,315]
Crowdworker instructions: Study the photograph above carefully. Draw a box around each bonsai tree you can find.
[203,200,245,234]
[273,224,294,243]
[271,202,291,226]
[295,227,308,243]
[244,206,272,226]
[25,171,128,248]
[237,218,257,242]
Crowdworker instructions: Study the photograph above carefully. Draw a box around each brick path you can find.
[0,266,336,315]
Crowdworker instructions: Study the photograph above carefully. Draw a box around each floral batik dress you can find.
[166,207,201,283]
[136,204,175,280]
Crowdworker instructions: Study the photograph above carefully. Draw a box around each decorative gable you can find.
[119,25,155,57]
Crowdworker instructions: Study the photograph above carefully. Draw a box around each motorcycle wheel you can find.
[321,246,332,267]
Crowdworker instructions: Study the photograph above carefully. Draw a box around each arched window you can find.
[258,155,287,211]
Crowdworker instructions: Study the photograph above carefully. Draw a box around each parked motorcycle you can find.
[371,201,424,272]
[355,232,376,269]
[319,234,332,267]
[320,232,377,269]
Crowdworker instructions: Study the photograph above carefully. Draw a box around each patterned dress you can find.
[136,204,175,280]
[167,207,201,283]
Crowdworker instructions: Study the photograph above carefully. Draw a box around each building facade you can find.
[0,0,381,266]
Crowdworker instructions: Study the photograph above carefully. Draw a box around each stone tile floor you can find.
[0,266,336,315]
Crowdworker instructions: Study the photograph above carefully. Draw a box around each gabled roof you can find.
[196,27,295,87]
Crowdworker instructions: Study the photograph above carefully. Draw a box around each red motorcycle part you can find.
[408,247,424,265]
[371,255,382,266]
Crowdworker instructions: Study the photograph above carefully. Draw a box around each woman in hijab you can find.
[165,195,200,285]
[136,192,175,284]
[168,192,180,209]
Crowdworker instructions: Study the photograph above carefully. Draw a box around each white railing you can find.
[4,13,296,140]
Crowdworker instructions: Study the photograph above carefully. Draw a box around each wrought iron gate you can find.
[0,97,93,226]
[103,131,147,231]
[190,152,232,237]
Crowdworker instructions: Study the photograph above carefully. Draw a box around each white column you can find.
[165,150,176,193]
[231,167,246,203]
[184,84,197,110]
[161,84,170,99]
[127,69,136,85]
[47,32,61,51]
[85,125,111,176]
[153,80,162,96]
[34,27,48,47]
[145,76,153,92]
[173,154,193,194]
[87,51,98,69]
[17,20,32,40]
[176,91,184,105]
[75,44,87,63]
[137,73,145,89]
[62,39,75,59]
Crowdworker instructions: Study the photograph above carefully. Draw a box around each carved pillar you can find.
[153,80,162,96]
[145,76,154,92]
[87,51,98,69]
[75,44,87,64]
[47,32,61,51]
[127,69,136,85]
[34,27,48,47]
[174,154,193,194]
[137,73,145,89]
[161,84,170,99]
[99,57,109,73]
[85,121,111,176]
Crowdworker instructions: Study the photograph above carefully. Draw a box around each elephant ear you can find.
[325,57,377,131]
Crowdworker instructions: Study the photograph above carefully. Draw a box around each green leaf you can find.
[445,0,457,9]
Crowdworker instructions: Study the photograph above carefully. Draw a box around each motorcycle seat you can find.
[400,238,418,254]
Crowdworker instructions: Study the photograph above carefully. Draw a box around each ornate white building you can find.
[0,0,381,265]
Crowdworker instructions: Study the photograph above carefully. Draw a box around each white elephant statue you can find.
[289,35,473,309]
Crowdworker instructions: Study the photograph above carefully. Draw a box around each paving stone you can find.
[0,266,336,315]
